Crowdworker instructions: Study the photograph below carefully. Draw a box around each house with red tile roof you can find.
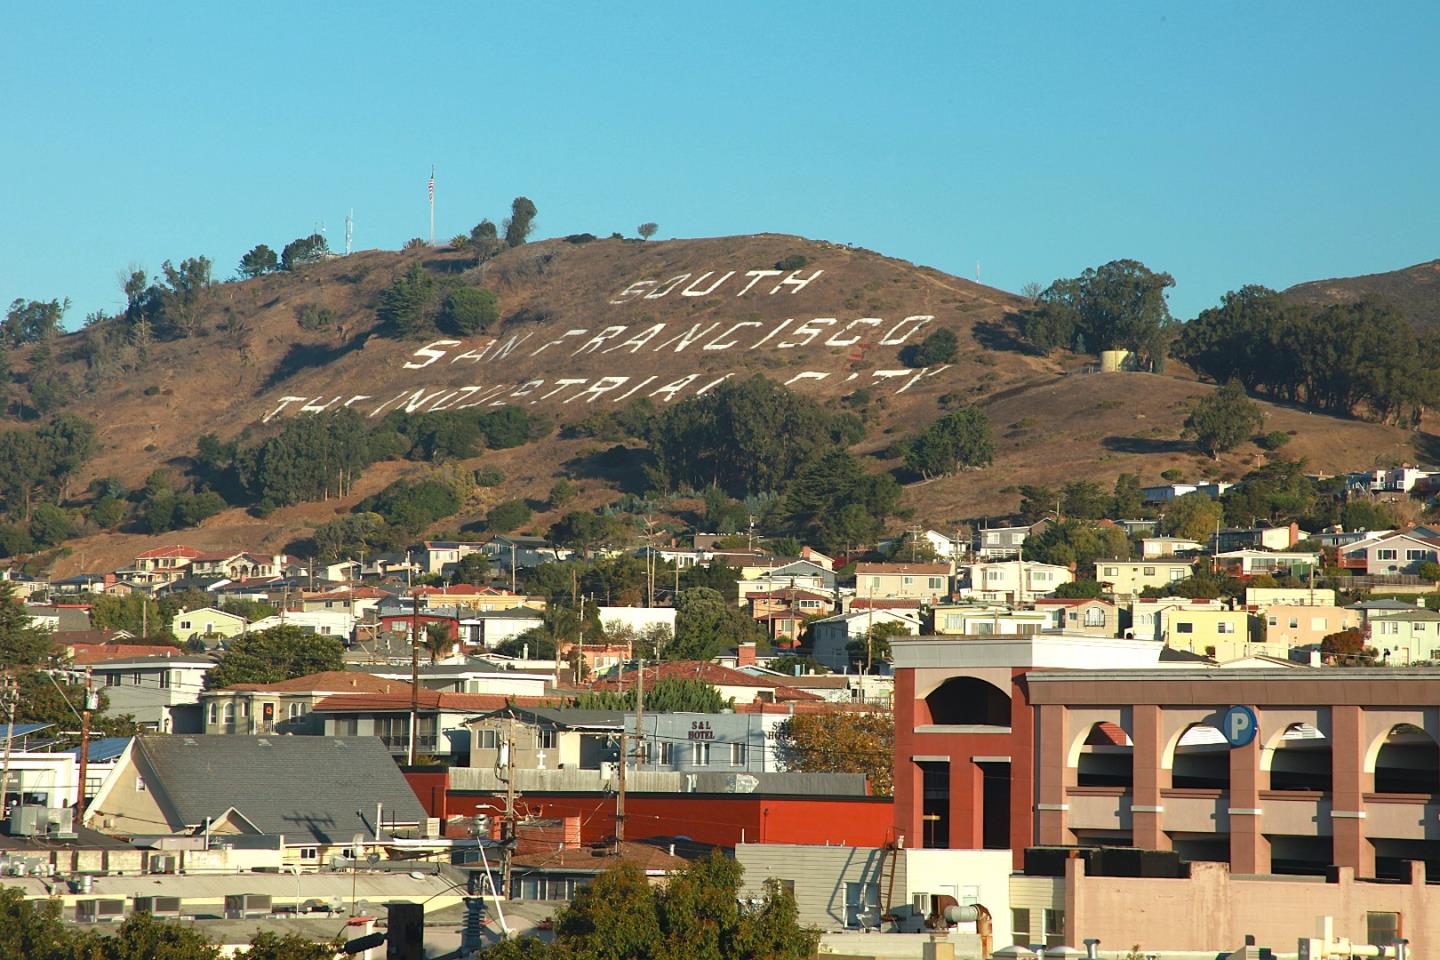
[590,661,824,705]
[199,671,414,737]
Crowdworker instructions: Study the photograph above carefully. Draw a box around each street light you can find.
[282,864,302,915]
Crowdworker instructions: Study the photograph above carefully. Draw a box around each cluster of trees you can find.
[1018,259,1177,369]
[1022,519,1131,578]
[486,853,816,960]
[1018,474,1144,524]
[574,676,731,712]
[1174,287,1434,423]
[237,233,329,278]
[0,888,333,960]
[377,406,540,462]
[358,474,465,535]
[194,410,374,512]
[902,326,959,367]
[204,625,346,689]
[377,263,502,338]
[2,297,68,346]
[782,450,901,553]
[775,712,895,796]
[0,414,96,555]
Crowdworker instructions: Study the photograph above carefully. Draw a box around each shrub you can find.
[903,327,959,367]
[143,385,160,396]
[474,466,505,487]
[438,287,499,336]
[775,254,809,271]
[1257,430,1292,451]
[296,303,334,330]
[486,499,532,533]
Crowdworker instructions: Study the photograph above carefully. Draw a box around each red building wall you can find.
[404,774,894,848]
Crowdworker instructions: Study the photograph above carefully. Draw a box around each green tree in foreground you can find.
[205,625,345,689]
[1184,380,1264,459]
[1161,491,1223,543]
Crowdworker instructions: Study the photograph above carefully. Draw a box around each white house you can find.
[957,560,1072,603]
[1340,531,1440,576]
[596,606,677,637]
[245,609,356,640]
[809,609,922,671]
[68,654,214,733]
[1139,536,1206,559]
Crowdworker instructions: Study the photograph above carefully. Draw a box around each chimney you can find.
[737,642,757,667]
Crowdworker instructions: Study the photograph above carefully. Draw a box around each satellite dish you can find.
[367,852,381,865]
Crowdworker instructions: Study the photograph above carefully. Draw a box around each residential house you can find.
[957,560,1072,603]
[1128,597,1229,642]
[1245,586,1337,607]
[1033,598,1121,637]
[416,540,489,576]
[1096,559,1194,597]
[49,573,112,596]
[171,606,249,643]
[75,653,214,733]
[245,609,355,639]
[316,690,560,762]
[0,568,45,600]
[591,661,825,706]
[973,520,1048,560]
[930,602,1052,637]
[460,606,545,649]
[1160,605,1258,660]
[130,545,206,583]
[1259,604,1359,652]
[412,584,546,613]
[190,551,287,580]
[1366,608,1440,664]
[481,535,573,570]
[1346,466,1437,495]
[200,671,411,736]
[1209,524,1303,553]
[1139,537,1205,559]
[853,563,952,603]
[1340,531,1440,576]
[366,661,553,697]
[468,707,626,771]
[26,603,92,633]
[597,606,677,637]
[1143,481,1233,504]
[297,587,389,620]
[809,609,922,671]
[1213,549,1320,578]
[746,589,833,644]
[83,735,426,866]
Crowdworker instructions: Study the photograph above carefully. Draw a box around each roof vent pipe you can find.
[1084,940,1099,960]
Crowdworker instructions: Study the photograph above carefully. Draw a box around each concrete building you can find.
[1160,605,1257,660]
[1246,586,1338,607]
[958,561,1073,604]
[854,563,952,603]
[931,603,1052,637]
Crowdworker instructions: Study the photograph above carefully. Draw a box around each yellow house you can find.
[170,606,248,643]
[1162,606,1261,660]
[1261,604,1359,651]
[1097,560,1194,597]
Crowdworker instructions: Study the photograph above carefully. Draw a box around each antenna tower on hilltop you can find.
[428,166,436,246]
[345,210,354,256]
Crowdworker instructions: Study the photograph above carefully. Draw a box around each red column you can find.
[893,669,920,846]
[1035,703,1070,845]
[950,759,983,849]
[1131,704,1169,850]
[1331,705,1373,875]
[1010,672,1035,869]
[1229,710,1269,873]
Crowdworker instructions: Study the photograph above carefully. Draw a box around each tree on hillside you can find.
[470,219,502,261]
[776,712,894,795]
[1221,459,1316,526]
[549,511,623,558]
[1022,520,1129,578]
[1184,380,1264,459]
[647,376,864,498]
[2,298,68,346]
[782,449,900,553]
[377,263,436,336]
[902,406,994,479]
[437,286,498,336]
[280,233,328,271]
[504,196,538,248]
[1161,492,1222,543]
[1061,480,1109,520]
[637,222,658,240]
[487,499,532,533]
[204,625,346,689]
[237,244,279,278]
[1110,473,1144,518]
[1019,259,1177,368]
[156,256,214,338]
[904,326,959,367]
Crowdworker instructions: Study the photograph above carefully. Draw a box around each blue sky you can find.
[3,2,1437,327]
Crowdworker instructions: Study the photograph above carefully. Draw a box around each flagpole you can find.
[428,166,436,246]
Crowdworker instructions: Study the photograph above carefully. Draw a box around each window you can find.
[1169,568,1187,581]
[1103,567,1118,577]
[288,702,303,719]
[1176,622,1194,634]
[477,729,499,750]
[106,674,121,687]
[1366,912,1401,948]
[159,672,171,689]
[1044,908,1066,947]
[135,776,147,792]
[131,672,142,686]
[222,703,235,725]
[334,718,359,736]
[869,577,881,590]
[1288,618,1298,629]
[844,881,879,927]
[1217,622,1235,635]
[1407,550,1428,561]
[1311,618,1328,631]
[903,576,914,586]
[179,620,191,631]
[1379,621,1399,636]
[730,742,746,766]
[538,729,557,750]
[692,742,711,766]
[298,847,318,861]
[1378,549,1399,560]
[1268,616,1278,627]
[1143,566,1156,576]
[239,700,249,718]
[209,703,218,724]
[660,741,676,765]
[1033,572,1051,583]
[1012,908,1031,946]
[1083,607,1105,628]
[928,577,944,590]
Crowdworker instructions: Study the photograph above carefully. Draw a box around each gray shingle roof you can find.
[136,735,425,844]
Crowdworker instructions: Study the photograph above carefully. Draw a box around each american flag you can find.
[428,167,435,203]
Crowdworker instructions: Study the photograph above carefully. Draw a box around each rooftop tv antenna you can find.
[345,209,354,256]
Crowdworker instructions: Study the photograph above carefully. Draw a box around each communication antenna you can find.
[975,260,982,284]
[345,210,354,256]
[428,166,436,246]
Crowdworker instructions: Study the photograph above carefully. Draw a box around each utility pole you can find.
[76,667,94,818]
[0,674,17,819]
[501,717,516,899]
[510,544,517,595]
[615,724,626,851]
[408,585,421,766]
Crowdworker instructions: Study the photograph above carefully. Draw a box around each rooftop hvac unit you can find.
[149,854,178,875]
[75,899,126,923]
[133,896,182,918]
[224,893,272,919]
[8,806,76,840]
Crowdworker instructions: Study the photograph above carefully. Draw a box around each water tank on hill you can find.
[1099,349,1133,372]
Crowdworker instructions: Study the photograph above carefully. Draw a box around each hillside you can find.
[1285,258,1440,328]
[5,234,1431,576]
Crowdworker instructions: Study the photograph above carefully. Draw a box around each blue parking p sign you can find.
[1222,705,1258,747]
